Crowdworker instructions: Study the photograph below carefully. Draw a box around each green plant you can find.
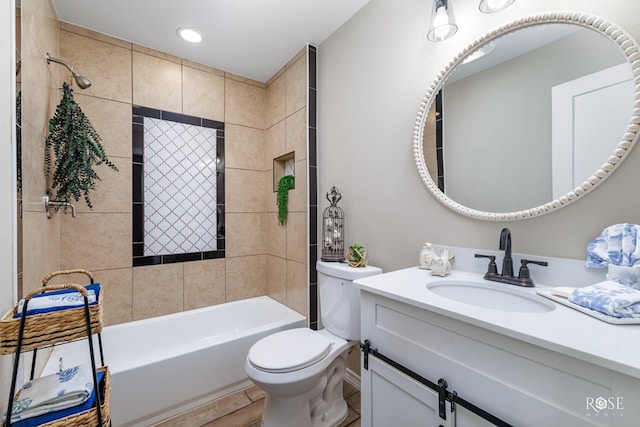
[348,244,365,262]
[45,83,118,209]
[277,174,295,225]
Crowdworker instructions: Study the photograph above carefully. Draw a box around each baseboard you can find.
[344,367,361,390]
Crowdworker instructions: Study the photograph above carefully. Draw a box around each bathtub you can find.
[41,296,306,426]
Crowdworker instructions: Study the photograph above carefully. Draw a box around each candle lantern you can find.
[321,187,345,262]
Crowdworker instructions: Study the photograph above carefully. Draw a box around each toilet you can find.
[245,260,382,427]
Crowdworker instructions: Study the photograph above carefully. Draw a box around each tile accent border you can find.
[132,106,225,267]
[308,45,319,329]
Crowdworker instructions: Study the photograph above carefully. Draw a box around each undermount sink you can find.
[426,280,556,313]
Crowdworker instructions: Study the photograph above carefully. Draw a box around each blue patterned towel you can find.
[568,281,640,318]
[586,223,640,268]
[2,364,95,424]
[13,284,100,318]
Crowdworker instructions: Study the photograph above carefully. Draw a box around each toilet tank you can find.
[316,261,382,340]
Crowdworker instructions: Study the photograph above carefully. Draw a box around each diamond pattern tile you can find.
[143,117,217,256]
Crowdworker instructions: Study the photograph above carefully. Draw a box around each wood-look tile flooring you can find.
[154,381,361,427]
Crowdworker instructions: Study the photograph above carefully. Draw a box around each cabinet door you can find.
[361,356,455,427]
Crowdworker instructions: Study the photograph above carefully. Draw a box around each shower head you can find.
[46,53,92,89]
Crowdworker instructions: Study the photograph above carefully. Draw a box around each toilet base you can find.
[260,355,348,427]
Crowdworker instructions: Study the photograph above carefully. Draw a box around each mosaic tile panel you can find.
[132,106,225,267]
[143,117,217,256]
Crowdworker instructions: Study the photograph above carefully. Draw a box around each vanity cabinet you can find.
[360,291,639,427]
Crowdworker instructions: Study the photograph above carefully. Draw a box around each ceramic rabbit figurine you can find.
[419,243,438,269]
[431,248,452,277]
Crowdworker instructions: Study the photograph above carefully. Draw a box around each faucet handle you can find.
[475,253,498,275]
[518,259,548,280]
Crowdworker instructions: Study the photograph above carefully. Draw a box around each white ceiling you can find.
[51,0,370,83]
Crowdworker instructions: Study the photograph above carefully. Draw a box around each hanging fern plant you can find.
[45,82,118,209]
[277,174,295,225]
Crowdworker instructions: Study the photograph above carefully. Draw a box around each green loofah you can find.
[45,83,118,209]
[277,175,295,225]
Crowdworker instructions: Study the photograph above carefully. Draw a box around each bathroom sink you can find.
[426,280,555,313]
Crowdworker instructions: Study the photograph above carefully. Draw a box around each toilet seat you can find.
[248,328,332,373]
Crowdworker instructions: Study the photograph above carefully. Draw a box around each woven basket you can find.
[0,270,103,355]
[13,366,111,427]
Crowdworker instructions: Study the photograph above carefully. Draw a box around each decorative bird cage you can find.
[321,187,345,262]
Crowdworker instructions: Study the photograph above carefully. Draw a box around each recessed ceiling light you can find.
[177,27,202,43]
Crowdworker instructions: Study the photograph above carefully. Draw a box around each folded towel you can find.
[2,364,96,424]
[586,223,640,268]
[568,281,640,318]
[8,370,105,427]
[13,283,100,318]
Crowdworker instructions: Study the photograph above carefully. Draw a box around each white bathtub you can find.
[42,296,306,426]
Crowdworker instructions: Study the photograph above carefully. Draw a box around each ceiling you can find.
[51,0,371,83]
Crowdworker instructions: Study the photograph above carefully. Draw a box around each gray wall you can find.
[317,0,640,273]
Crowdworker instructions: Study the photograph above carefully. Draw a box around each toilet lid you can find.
[248,328,332,373]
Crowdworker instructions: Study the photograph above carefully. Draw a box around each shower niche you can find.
[273,152,295,191]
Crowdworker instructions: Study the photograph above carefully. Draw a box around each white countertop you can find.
[354,266,640,379]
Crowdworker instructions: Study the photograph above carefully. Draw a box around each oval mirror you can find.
[414,12,640,221]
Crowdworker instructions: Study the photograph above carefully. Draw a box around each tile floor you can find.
[154,381,361,427]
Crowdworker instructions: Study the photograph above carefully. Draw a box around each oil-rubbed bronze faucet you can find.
[475,228,548,287]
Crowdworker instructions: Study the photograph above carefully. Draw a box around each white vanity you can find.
[354,266,640,427]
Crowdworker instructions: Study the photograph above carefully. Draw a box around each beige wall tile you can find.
[286,212,307,264]
[226,213,265,257]
[92,268,133,326]
[226,169,264,213]
[21,211,59,294]
[264,171,277,214]
[265,213,286,258]
[285,55,307,117]
[183,65,225,122]
[265,255,286,304]
[225,79,265,129]
[60,22,131,49]
[60,213,131,271]
[133,51,182,112]
[266,73,285,128]
[288,160,307,213]
[265,121,286,174]
[225,255,266,302]
[184,259,226,310]
[286,107,307,160]
[225,124,265,171]
[73,94,132,159]
[286,260,308,316]
[74,156,131,214]
[132,44,181,64]
[59,30,132,103]
[132,263,184,320]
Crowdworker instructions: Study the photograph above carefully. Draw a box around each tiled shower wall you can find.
[20,0,62,299]
[20,16,312,325]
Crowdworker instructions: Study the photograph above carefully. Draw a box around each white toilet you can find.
[245,260,382,427]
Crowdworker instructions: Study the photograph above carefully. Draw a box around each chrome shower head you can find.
[46,53,92,89]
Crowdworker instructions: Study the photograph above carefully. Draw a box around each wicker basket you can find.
[11,366,111,427]
[0,270,103,355]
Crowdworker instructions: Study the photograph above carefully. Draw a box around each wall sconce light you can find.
[479,0,516,14]
[427,0,458,42]
[321,187,345,262]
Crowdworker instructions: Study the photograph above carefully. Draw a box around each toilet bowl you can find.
[245,261,382,427]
